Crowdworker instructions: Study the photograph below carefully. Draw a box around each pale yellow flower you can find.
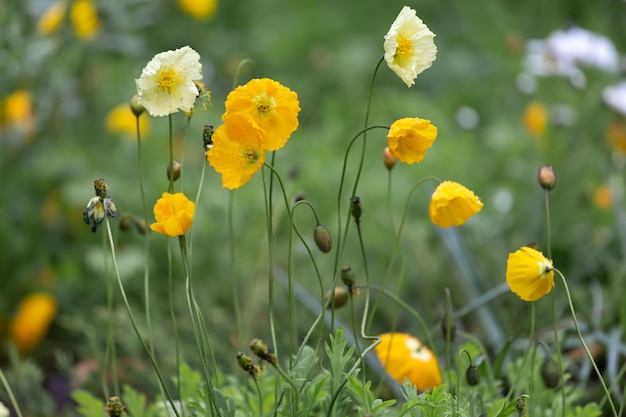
[178,0,217,20]
[70,0,100,40]
[384,6,437,87]
[37,1,66,34]
[135,46,203,117]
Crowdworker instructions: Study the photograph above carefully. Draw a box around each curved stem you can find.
[0,368,23,417]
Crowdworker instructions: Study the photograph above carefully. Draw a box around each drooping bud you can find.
[538,165,556,190]
[105,396,126,417]
[324,287,349,309]
[313,223,332,253]
[383,146,396,170]
[129,94,145,117]
[203,124,215,151]
[465,363,480,386]
[540,357,560,389]
[237,352,259,378]
[293,191,305,204]
[167,160,182,182]
[250,338,277,366]
[351,196,362,225]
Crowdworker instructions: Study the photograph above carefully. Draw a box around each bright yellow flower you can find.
[207,114,267,189]
[607,121,626,154]
[593,186,612,210]
[106,103,150,138]
[384,6,437,87]
[70,0,99,40]
[178,0,217,20]
[387,118,437,164]
[135,46,203,117]
[37,1,66,34]
[374,333,442,392]
[429,181,483,228]
[523,101,547,136]
[506,247,554,301]
[1,90,35,139]
[224,78,300,151]
[9,293,57,355]
[150,192,195,237]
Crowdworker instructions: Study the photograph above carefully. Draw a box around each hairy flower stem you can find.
[0,368,23,417]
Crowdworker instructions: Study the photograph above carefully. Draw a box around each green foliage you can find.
[72,390,104,417]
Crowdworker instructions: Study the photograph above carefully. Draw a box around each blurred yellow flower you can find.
[1,89,35,139]
[9,293,57,355]
[506,246,554,301]
[178,0,217,20]
[106,103,150,138]
[429,181,483,228]
[387,117,437,164]
[607,121,626,154]
[593,186,613,210]
[150,192,195,237]
[70,0,99,39]
[374,333,442,392]
[37,1,66,34]
[225,78,300,151]
[207,114,267,189]
[523,101,547,136]
[384,6,437,87]
[135,46,203,117]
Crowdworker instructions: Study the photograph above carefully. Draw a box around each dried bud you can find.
[250,338,276,366]
[129,94,145,117]
[465,364,480,386]
[440,313,456,343]
[237,352,259,378]
[203,124,215,151]
[538,165,556,190]
[383,147,396,170]
[324,287,349,309]
[105,396,126,417]
[118,214,133,231]
[93,178,109,198]
[313,223,332,253]
[340,266,355,287]
[515,396,526,414]
[540,357,560,389]
[351,196,362,224]
[167,161,181,182]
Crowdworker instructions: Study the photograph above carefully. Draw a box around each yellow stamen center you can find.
[157,67,182,94]
[538,260,553,278]
[243,147,260,164]
[252,94,275,120]
[406,338,432,361]
[395,33,414,62]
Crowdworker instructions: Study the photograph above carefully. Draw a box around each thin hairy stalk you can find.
[102,228,116,398]
[178,116,192,193]
[555,269,618,417]
[167,240,184,417]
[0,368,23,417]
[252,378,263,417]
[103,218,180,417]
[168,114,175,193]
[229,191,245,350]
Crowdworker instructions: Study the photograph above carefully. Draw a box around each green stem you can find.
[0,368,23,417]
[168,114,175,193]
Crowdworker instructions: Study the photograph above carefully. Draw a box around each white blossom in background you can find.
[603,81,626,116]
[0,402,8,417]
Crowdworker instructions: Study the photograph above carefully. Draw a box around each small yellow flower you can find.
[178,0,217,20]
[506,247,554,301]
[106,103,150,138]
[429,181,483,228]
[1,90,35,139]
[374,333,442,392]
[593,186,613,210]
[135,46,203,117]
[9,293,57,355]
[224,78,300,151]
[150,192,196,237]
[523,101,548,136]
[387,118,437,164]
[37,1,66,34]
[70,0,99,40]
[607,121,626,154]
[207,113,267,189]
[384,6,437,87]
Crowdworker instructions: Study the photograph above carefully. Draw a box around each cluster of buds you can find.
[83,178,118,233]
[250,338,276,366]
[237,352,259,378]
[105,396,126,417]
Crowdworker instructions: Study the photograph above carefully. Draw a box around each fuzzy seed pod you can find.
[313,223,332,253]
[105,396,126,417]
[465,364,480,386]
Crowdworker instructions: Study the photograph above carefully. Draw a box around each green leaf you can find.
[122,384,148,417]
[72,390,104,417]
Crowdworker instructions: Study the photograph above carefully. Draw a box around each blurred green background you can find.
[1,0,626,411]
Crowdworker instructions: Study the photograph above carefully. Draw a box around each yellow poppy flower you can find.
[1,90,35,140]
[9,293,57,355]
[506,247,554,301]
[70,0,99,40]
[523,101,547,136]
[106,103,150,138]
[224,78,300,151]
[429,181,483,228]
[37,1,66,34]
[374,333,442,392]
[178,0,217,20]
[387,118,437,164]
[593,186,612,210]
[207,113,267,190]
[150,192,195,237]
[384,6,437,87]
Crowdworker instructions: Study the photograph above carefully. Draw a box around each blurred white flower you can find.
[135,46,203,117]
[0,402,8,417]
[524,26,619,89]
[384,6,437,87]
[603,81,626,116]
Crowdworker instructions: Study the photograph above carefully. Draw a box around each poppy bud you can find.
[105,396,126,417]
[134,218,147,235]
[515,397,526,414]
[340,266,355,288]
[383,147,396,170]
[538,165,556,190]
[351,196,362,224]
[118,214,132,231]
[293,191,305,204]
[324,287,349,309]
[237,352,259,378]
[540,357,560,389]
[129,94,145,117]
[440,313,456,343]
[250,338,276,365]
[167,161,181,182]
[313,223,332,253]
[465,364,480,386]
